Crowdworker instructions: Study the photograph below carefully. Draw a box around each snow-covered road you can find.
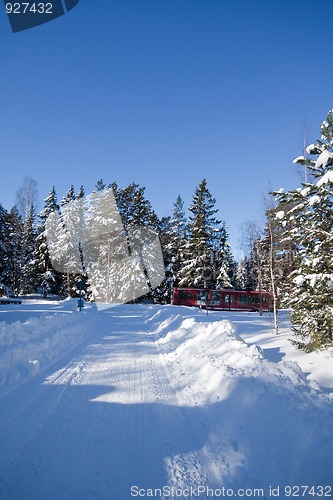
[0,307,210,499]
[0,303,332,499]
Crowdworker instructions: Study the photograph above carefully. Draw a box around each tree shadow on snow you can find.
[1,372,332,500]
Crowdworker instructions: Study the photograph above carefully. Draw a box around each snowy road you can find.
[0,304,332,499]
[0,307,210,499]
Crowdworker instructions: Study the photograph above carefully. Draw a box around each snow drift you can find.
[0,300,97,396]
[157,315,333,489]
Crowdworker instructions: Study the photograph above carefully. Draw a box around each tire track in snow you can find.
[0,306,210,499]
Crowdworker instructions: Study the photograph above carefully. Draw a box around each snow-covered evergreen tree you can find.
[47,186,87,297]
[179,179,230,288]
[274,109,333,350]
[0,203,36,295]
[212,224,233,288]
[19,206,37,294]
[77,185,85,199]
[235,258,254,290]
[95,179,106,192]
[35,187,61,296]
[61,184,76,207]
[167,195,187,288]
[0,204,9,293]
[116,183,159,230]
[4,207,23,295]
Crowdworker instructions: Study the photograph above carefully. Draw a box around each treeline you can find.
[1,110,333,351]
[0,178,243,302]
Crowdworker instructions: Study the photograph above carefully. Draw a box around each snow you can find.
[0,298,98,394]
[293,275,305,287]
[275,210,284,220]
[292,155,305,164]
[315,150,333,170]
[306,143,320,155]
[309,194,321,206]
[317,168,333,187]
[300,186,311,197]
[0,300,332,499]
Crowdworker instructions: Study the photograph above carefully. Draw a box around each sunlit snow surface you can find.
[0,300,332,499]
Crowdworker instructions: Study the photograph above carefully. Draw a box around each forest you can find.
[1,110,333,351]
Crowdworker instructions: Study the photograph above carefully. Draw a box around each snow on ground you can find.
[0,298,98,395]
[0,300,332,499]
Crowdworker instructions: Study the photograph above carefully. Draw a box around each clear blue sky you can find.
[1,0,332,257]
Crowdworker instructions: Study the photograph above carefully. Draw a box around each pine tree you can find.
[179,179,227,288]
[274,109,333,350]
[116,183,159,230]
[85,188,131,302]
[77,185,85,199]
[167,195,187,287]
[235,258,254,290]
[61,185,76,206]
[0,204,9,293]
[5,207,24,295]
[212,224,233,288]
[35,187,61,296]
[19,206,37,294]
[95,179,106,191]
[49,186,87,297]
[154,215,174,303]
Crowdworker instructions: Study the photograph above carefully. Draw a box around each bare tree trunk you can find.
[268,220,278,334]
[256,241,263,316]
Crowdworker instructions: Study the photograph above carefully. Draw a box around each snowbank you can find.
[157,316,333,488]
[0,300,97,396]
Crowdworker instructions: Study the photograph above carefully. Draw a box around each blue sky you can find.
[1,0,333,256]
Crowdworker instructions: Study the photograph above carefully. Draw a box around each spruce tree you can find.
[20,205,37,294]
[51,185,87,297]
[179,179,226,288]
[35,187,61,296]
[117,183,159,230]
[4,207,23,295]
[235,258,254,290]
[61,184,76,206]
[77,185,85,199]
[167,195,187,287]
[212,223,233,288]
[0,204,9,292]
[274,109,333,350]
[154,215,174,303]
[95,179,106,191]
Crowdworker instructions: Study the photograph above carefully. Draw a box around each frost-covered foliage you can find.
[0,179,237,303]
[178,179,233,289]
[155,196,188,303]
[45,187,165,305]
[274,110,333,351]
[35,186,62,295]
